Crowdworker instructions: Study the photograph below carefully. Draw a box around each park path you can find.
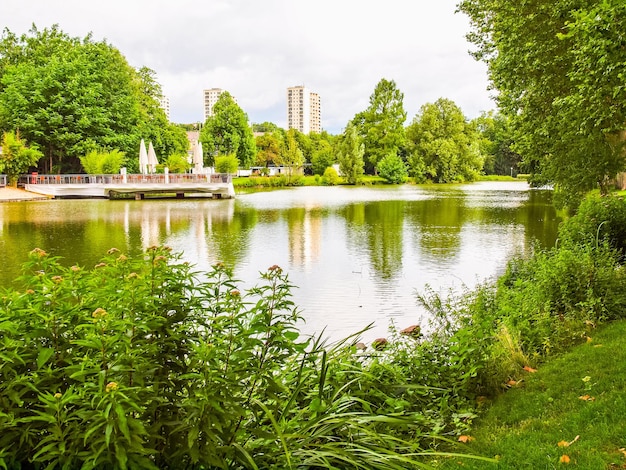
[0,187,51,201]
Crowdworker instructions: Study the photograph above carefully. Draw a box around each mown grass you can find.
[434,319,626,469]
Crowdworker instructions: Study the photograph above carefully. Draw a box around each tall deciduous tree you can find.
[458,0,626,206]
[134,67,189,169]
[337,123,365,184]
[200,92,256,168]
[352,78,407,174]
[282,129,304,182]
[0,26,142,172]
[406,98,482,183]
[255,132,282,168]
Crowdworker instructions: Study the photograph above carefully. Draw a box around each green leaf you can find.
[37,347,55,369]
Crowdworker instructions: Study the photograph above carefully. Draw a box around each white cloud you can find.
[3,0,494,133]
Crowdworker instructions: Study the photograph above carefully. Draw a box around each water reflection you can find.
[0,182,561,343]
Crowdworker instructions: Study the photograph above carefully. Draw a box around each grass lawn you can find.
[433,320,626,469]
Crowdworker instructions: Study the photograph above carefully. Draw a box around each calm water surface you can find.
[0,181,560,342]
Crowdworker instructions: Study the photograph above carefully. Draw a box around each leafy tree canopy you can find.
[406,98,482,183]
[255,132,283,167]
[337,123,365,184]
[458,0,626,206]
[200,91,256,168]
[471,111,521,176]
[351,78,407,174]
[0,25,186,175]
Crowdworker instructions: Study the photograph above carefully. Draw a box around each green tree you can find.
[406,98,483,183]
[458,0,626,206]
[352,78,407,174]
[0,26,142,173]
[310,140,334,175]
[254,132,282,167]
[251,121,279,133]
[472,111,521,176]
[199,92,256,168]
[0,131,42,184]
[377,152,408,184]
[282,129,304,182]
[134,67,189,169]
[337,123,365,184]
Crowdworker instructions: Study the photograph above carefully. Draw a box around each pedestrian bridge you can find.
[21,173,235,199]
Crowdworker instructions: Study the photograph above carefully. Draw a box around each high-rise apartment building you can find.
[159,96,170,121]
[203,88,237,121]
[287,86,321,134]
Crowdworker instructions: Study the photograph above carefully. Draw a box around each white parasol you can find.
[193,141,204,174]
[139,139,148,175]
[147,141,159,174]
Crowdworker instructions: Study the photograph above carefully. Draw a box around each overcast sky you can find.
[4,0,495,134]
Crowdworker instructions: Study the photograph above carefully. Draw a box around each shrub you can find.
[558,194,626,258]
[165,153,191,173]
[80,149,125,174]
[215,154,239,174]
[322,166,339,185]
[377,153,408,184]
[0,248,469,468]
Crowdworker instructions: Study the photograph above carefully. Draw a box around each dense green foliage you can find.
[79,149,125,175]
[215,154,239,174]
[377,153,408,184]
[406,99,482,183]
[352,79,407,174]
[337,123,365,184]
[418,195,626,397]
[282,129,305,182]
[558,194,626,260]
[200,92,256,169]
[0,130,42,184]
[0,25,187,174]
[0,247,494,469]
[471,112,521,176]
[458,0,626,206]
[254,132,282,168]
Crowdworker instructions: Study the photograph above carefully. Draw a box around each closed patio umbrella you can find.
[193,141,204,174]
[139,139,148,175]
[147,141,159,174]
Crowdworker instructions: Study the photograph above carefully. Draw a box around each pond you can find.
[0,181,561,343]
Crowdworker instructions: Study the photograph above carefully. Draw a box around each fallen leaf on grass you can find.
[523,365,538,373]
[458,435,474,443]
[560,454,571,464]
[558,435,580,447]
[619,448,626,457]
[579,395,596,401]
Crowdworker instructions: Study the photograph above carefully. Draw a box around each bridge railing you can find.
[19,173,232,185]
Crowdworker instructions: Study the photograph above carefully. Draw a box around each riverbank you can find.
[0,186,51,201]
[434,319,626,469]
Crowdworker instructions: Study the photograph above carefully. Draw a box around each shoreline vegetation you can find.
[232,173,526,190]
[1,191,625,468]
